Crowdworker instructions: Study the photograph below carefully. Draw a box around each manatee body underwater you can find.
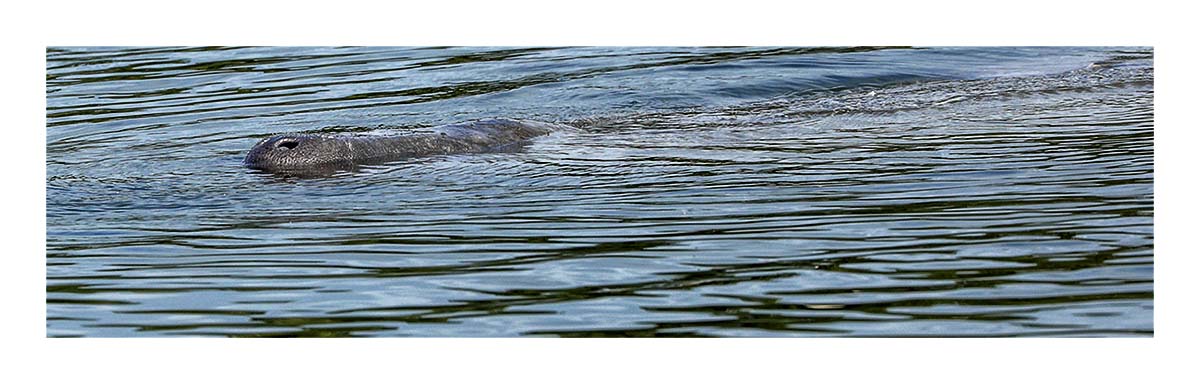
[243,118,577,175]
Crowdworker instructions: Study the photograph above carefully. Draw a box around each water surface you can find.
[46,46,1153,337]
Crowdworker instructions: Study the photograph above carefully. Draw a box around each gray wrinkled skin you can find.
[244,119,576,176]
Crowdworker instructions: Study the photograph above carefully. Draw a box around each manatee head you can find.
[243,134,354,174]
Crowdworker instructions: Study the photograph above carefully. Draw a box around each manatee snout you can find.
[243,134,351,173]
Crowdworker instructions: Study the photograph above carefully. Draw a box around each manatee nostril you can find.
[276,139,299,150]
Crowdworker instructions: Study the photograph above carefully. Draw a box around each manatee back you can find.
[430,119,575,148]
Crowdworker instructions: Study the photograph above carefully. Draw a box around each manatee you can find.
[244,118,576,175]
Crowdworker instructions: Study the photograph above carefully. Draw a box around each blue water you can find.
[46,47,1153,337]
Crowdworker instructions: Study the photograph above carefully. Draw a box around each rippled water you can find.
[46,46,1153,337]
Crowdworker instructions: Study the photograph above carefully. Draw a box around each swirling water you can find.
[46,47,1153,337]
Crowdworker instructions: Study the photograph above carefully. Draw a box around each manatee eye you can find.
[276,139,300,150]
